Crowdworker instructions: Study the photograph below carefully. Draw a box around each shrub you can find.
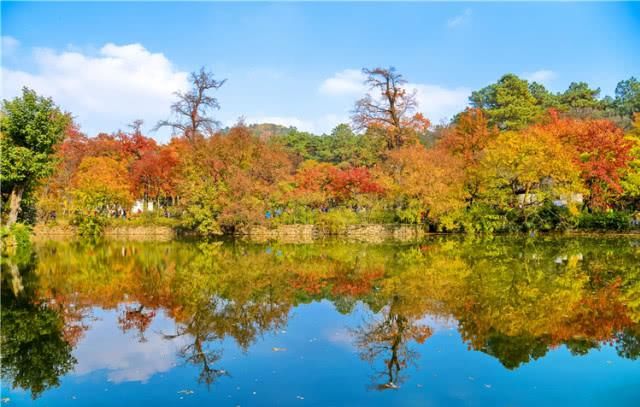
[317,208,359,234]
[577,211,631,231]
[1,223,32,253]
[528,202,578,232]
[73,214,107,237]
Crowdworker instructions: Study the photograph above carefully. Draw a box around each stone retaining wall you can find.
[33,224,175,240]
[236,224,427,242]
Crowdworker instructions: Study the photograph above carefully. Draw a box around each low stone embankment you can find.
[33,224,175,240]
[33,223,430,242]
[235,224,427,243]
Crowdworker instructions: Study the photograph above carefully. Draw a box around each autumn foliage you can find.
[541,113,632,209]
[26,68,640,234]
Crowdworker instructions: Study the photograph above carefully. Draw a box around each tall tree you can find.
[469,74,542,130]
[71,156,133,215]
[438,108,498,205]
[155,67,226,142]
[543,115,632,210]
[1,88,71,225]
[621,114,640,209]
[559,82,602,110]
[479,126,582,227]
[352,67,428,149]
[614,77,640,118]
[529,82,561,110]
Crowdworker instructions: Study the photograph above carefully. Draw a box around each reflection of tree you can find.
[615,327,640,360]
[163,309,228,387]
[0,245,76,399]
[480,331,549,369]
[163,306,229,388]
[118,304,156,343]
[162,293,290,388]
[8,235,640,399]
[353,298,432,390]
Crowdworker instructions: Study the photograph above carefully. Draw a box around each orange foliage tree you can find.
[438,108,498,205]
[383,144,466,227]
[71,156,133,215]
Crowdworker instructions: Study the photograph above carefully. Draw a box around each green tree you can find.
[614,77,640,118]
[529,82,561,110]
[469,74,542,130]
[559,81,602,110]
[1,88,71,225]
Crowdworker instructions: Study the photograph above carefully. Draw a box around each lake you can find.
[1,236,639,406]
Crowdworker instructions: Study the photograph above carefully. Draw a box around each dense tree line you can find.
[1,68,639,235]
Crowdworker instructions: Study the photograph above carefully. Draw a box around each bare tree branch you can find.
[352,67,423,149]
[155,67,226,143]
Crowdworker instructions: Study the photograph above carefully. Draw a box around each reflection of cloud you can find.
[325,327,355,349]
[72,309,188,383]
[416,315,457,332]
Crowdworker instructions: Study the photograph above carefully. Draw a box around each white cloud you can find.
[410,83,470,124]
[447,8,472,29]
[524,69,557,84]
[1,36,20,55]
[319,69,469,127]
[1,42,189,140]
[319,69,366,95]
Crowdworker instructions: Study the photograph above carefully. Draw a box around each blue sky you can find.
[2,1,639,141]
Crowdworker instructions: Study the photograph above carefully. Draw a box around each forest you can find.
[2,67,640,236]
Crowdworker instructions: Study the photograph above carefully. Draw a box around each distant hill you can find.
[247,123,298,138]
[220,123,299,138]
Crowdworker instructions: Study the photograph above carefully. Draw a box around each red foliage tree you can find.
[542,113,632,209]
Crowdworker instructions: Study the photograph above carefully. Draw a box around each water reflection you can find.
[2,236,640,400]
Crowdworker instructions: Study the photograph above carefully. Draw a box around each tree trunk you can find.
[7,184,25,226]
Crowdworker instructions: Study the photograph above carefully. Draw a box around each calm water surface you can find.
[1,236,639,406]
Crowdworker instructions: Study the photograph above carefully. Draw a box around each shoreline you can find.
[31,223,640,242]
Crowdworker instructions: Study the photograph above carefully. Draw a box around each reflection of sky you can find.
[72,308,189,383]
[4,301,640,406]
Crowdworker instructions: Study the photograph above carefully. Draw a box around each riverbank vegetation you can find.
[2,68,639,236]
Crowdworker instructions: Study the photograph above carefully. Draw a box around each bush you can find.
[73,214,106,237]
[577,211,632,231]
[528,202,578,232]
[1,223,32,253]
[317,208,359,234]
[273,205,318,225]
[458,204,511,234]
[111,211,179,227]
